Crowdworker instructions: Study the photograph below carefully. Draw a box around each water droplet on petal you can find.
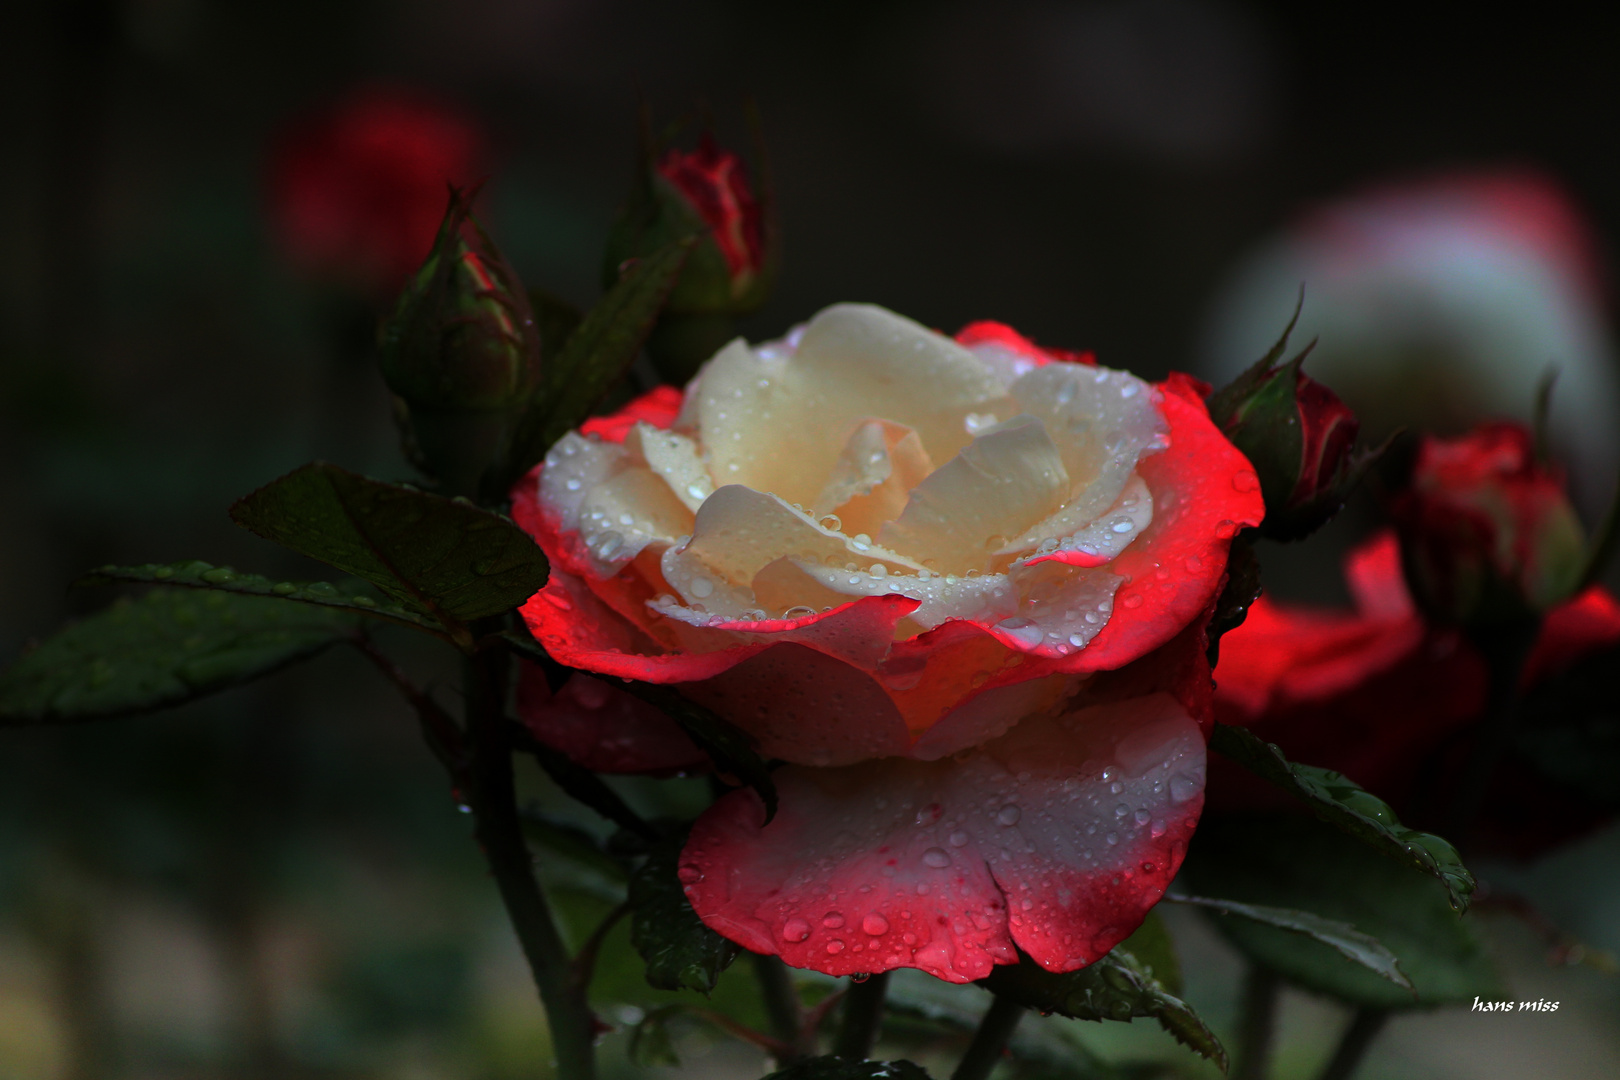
[782,918,811,942]
[862,913,890,935]
[948,831,970,848]
[1122,594,1144,609]
[997,805,1022,826]
[1170,774,1200,802]
[922,848,952,868]
[1232,470,1260,493]
[677,864,703,884]
[822,913,845,929]
[689,577,714,599]
[826,939,846,955]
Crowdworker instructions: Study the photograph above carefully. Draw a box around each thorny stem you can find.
[950,993,1026,1080]
[751,953,809,1061]
[833,971,891,1061]
[1232,966,1281,1080]
[463,625,599,1080]
[1315,1009,1388,1080]
[1444,619,1539,846]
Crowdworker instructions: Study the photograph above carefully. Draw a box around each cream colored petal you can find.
[1010,363,1168,527]
[995,561,1124,656]
[814,420,935,539]
[878,415,1070,574]
[573,466,695,574]
[626,421,714,512]
[683,484,925,588]
[789,561,1019,631]
[1001,473,1153,565]
[655,546,760,621]
[539,432,630,531]
[696,306,1011,506]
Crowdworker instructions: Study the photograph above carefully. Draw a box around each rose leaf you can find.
[505,237,694,482]
[761,1058,934,1080]
[979,929,1226,1071]
[0,588,356,725]
[230,463,548,641]
[629,826,741,994]
[77,561,447,637]
[1209,722,1476,911]
[1163,894,1411,991]
[1182,814,1500,1009]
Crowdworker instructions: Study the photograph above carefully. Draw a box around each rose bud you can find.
[1206,318,1378,542]
[379,188,540,496]
[513,305,1264,982]
[604,126,777,383]
[267,86,483,295]
[1210,529,1620,854]
[1392,422,1587,627]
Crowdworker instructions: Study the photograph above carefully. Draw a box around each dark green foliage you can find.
[1184,815,1500,1009]
[504,238,693,484]
[80,561,445,637]
[761,1058,933,1080]
[619,680,779,823]
[0,589,356,725]
[230,463,548,639]
[514,728,657,840]
[629,826,740,993]
[1210,722,1476,910]
[980,943,1225,1070]
[1165,895,1410,990]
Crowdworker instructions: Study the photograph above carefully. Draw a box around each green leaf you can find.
[628,1004,685,1066]
[1112,910,1182,996]
[79,561,446,637]
[505,237,694,482]
[761,1058,933,1080]
[618,680,779,823]
[980,948,1226,1071]
[1183,814,1500,1009]
[629,826,741,994]
[1209,722,1476,911]
[1164,894,1410,991]
[230,463,548,639]
[1205,286,1304,427]
[0,589,356,725]
[517,806,630,882]
[1205,532,1262,668]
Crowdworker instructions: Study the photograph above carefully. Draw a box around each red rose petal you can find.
[682,691,1204,982]
[516,665,708,775]
[1523,585,1620,687]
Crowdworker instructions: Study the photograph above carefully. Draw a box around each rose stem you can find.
[751,953,808,1059]
[1232,966,1281,1080]
[950,993,1026,1080]
[1444,619,1539,845]
[832,970,891,1061]
[1314,1008,1389,1080]
[464,622,599,1080]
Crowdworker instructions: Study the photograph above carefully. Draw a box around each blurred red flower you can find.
[268,87,484,293]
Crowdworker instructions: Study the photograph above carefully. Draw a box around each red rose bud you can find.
[1206,310,1379,541]
[379,188,539,495]
[1393,422,1587,627]
[604,122,777,384]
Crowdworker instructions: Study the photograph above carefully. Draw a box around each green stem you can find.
[950,994,1025,1080]
[832,971,891,1061]
[1314,1009,1388,1080]
[1444,619,1539,845]
[1232,966,1281,1080]
[751,953,808,1060]
[464,629,598,1080]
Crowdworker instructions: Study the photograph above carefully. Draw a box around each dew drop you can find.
[826,939,846,955]
[1232,470,1260,493]
[677,864,703,884]
[782,918,811,942]
[948,831,970,848]
[1134,809,1153,826]
[996,805,1022,826]
[1170,774,1200,802]
[822,913,845,929]
[862,913,890,936]
[1122,594,1144,609]
[820,514,842,531]
[922,848,952,868]
[689,577,714,599]
[564,477,583,491]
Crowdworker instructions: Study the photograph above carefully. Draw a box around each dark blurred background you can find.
[3,2,1619,1077]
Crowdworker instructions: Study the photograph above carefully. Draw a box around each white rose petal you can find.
[627,422,713,512]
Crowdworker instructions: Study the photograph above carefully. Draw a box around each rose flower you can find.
[514,304,1263,981]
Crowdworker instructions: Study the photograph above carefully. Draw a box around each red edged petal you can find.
[1067,380,1265,674]
[516,664,708,775]
[1524,586,1620,687]
[1343,531,1416,620]
[681,691,1205,982]
[578,385,684,443]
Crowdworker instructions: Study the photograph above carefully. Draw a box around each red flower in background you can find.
[513,304,1263,981]
[1212,529,1620,847]
[1393,422,1587,626]
[268,87,484,293]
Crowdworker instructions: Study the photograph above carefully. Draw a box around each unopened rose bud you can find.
[1393,421,1586,627]
[605,122,777,384]
[1207,316,1378,541]
[379,188,539,496]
